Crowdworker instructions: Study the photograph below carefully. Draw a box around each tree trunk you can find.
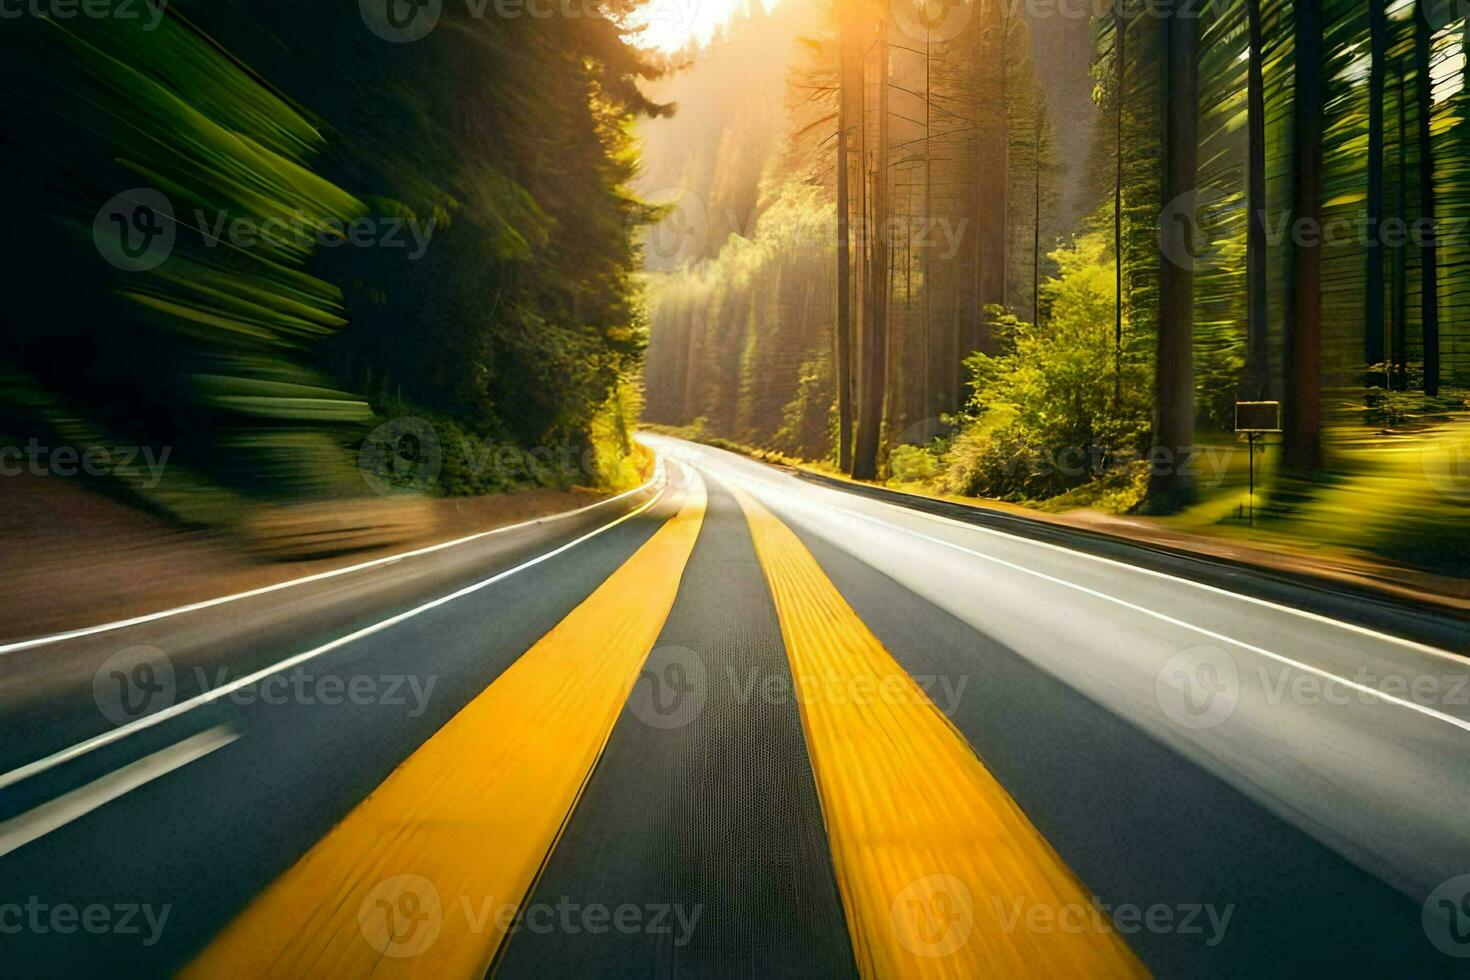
[1394,56,1409,391]
[1245,0,1270,397]
[1146,1,1199,510]
[973,0,1006,357]
[1365,0,1387,374]
[853,12,889,481]
[922,21,933,421]
[1114,0,1126,407]
[998,4,1011,313]
[836,0,854,471]
[1283,0,1323,471]
[1033,100,1043,326]
[1415,1,1440,397]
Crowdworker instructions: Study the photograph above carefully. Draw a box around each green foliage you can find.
[773,350,837,460]
[938,231,1151,505]
[586,378,654,492]
[886,443,941,486]
[0,1,662,519]
[644,183,837,454]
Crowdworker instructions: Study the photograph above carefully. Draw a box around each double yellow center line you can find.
[186,476,707,978]
[188,469,1144,978]
[732,487,1145,979]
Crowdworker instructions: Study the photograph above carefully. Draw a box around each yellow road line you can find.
[731,486,1147,979]
[184,474,708,979]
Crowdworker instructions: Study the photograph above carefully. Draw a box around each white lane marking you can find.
[799,496,1470,735]
[0,466,664,656]
[678,440,1464,664]
[0,483,671,793]
[0,724,242,859]
[686,450,1470,737]
[863,492,1468,663]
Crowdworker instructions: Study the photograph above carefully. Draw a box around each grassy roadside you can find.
[3,404,659,639]
[642,423,1470,610]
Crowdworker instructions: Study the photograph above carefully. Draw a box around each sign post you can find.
[1234,401,1282,527]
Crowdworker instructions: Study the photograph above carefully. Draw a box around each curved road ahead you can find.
[2,436,1468,977]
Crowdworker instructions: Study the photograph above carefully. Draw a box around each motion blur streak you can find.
[182,470,706,978]
[733,485,1146,979]
[0,474,669,794]
[0,468,663,656]
[662,436,1470,911]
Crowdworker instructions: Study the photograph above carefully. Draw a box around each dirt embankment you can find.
[0,472,610,639]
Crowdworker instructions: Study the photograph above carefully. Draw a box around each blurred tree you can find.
[1146,0,1200,509]
[1284,0,1323,471]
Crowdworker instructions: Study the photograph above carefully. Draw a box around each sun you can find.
[628,0,778,53]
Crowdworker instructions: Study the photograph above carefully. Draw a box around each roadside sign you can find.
[1233,401,1281,529]
[1235,401,1282,433]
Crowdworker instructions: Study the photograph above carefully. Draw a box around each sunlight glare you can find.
[629,0,779,52]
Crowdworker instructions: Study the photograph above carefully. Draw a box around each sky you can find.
[628,0,778,52]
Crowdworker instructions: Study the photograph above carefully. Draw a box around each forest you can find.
[0,1,662,527]
[641,0,1470,570]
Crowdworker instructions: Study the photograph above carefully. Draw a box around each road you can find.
[2,435,1468,977]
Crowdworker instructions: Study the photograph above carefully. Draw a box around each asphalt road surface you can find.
[2,436,1468,977]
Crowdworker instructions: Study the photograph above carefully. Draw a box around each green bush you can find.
[886,444,940,486]
[938,231,1151,508]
